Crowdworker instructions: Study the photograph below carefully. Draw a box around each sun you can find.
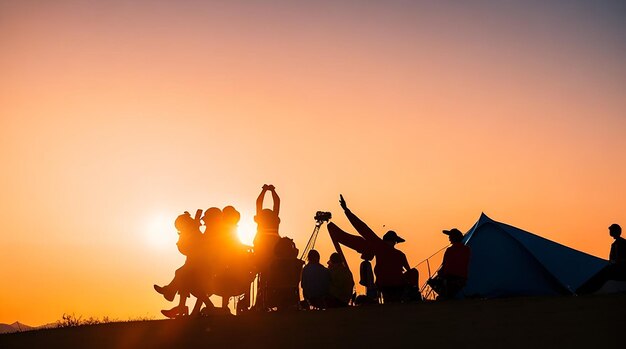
[144,213,177,249]
[237,218,256,246]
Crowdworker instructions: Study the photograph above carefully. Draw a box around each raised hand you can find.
[339,194,348,210]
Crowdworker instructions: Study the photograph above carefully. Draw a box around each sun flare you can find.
[237,219,256,246]
[144,213,177,249]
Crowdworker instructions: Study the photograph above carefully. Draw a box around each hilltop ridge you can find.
[1,294,624,349]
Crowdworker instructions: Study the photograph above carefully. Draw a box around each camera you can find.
[314,211,332,223]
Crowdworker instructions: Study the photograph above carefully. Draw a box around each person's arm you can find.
[269,185,280,216]
[339,195,381,243]
[440,248,450,275]
[402,253,411,272]
[256,185,269,216]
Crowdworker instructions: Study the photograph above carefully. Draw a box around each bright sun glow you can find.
[144,213,177,249]
[237,218,256,246]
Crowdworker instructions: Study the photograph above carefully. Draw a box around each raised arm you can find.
[269,185,280,216]
[256,185,269,216]
[339,194,381,243]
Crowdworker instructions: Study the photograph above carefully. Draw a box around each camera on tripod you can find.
[314,211,332,224]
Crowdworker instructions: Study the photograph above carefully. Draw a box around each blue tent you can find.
[459,213,608,298]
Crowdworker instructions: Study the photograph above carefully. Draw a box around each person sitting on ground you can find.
[429,228,471,300]
[326,252,355,308]
[337,195,411,303]
[608,223,626,279]
[266,237,304,311]
[301,249,330,309]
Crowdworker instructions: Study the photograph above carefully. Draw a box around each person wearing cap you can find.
[338,195,411,303]
[433,228,471,299]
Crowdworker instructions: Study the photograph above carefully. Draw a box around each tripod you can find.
[299,211,331,260]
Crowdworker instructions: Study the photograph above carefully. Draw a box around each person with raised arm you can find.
[252,184,282,308]
[336,195,412,303]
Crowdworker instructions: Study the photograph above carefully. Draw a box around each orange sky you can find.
[1,1,625,325]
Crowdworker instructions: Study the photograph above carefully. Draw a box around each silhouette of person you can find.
[359,251,378,302]
[212,205,256,312]
[266,237,304,310]
[254,184,281,260]
[576,223,626,294]
[301,249,330,309]
[154,210,213,318]
[429,228,471,300]
[608,224,626,280]
[253,184,282,308]
[326,252,355,307]
[335,195,411,303]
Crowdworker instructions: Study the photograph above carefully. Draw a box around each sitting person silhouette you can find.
[266,237,304,311]
[301,249,330,309]
[211,205,256,312]
[605,223,626,281]
[154,210,214,318]
[331,195,412,303]
[428,228,471,300]
[326,252,355,307]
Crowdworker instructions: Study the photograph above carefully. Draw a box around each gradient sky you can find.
[1,0,625,325]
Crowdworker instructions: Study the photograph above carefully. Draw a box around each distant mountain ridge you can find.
[0,321,46,334]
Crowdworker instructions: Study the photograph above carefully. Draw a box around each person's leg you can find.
[160,292,189,318]
[154,266,186,301]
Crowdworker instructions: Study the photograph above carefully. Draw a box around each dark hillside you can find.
[1,294,623,349]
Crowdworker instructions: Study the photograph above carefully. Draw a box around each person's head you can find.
[255,208,281,231]
[443,228,464,243]
[202,207,222,229]
[274,237,298,259]
[174,211,200,233]
[382,230,405,247]
[222,206,241,226]
[360,251,374,261]
[609,224,621,239]
[307,249,321,264]
[328,252,343,267]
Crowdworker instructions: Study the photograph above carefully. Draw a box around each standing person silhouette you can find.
[253,184,282,308]
[337,195,411,303]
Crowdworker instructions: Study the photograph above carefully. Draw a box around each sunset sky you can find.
[1,0,625,325]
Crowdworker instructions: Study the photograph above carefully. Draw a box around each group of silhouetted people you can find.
[154,185,626,318]
[154,185,295,317]
[152,187,477,318]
